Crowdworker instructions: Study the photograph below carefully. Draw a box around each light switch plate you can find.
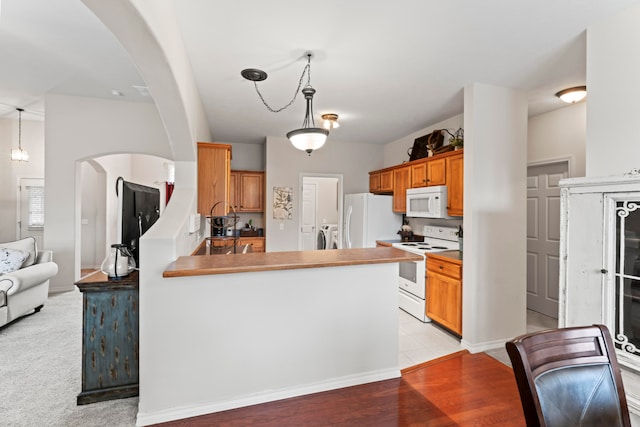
[189,213,201,233]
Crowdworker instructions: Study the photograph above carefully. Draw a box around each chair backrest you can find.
[505,324,631,427]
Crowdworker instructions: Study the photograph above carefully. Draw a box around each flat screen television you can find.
[118,178,160,267]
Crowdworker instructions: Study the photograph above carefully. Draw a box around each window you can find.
[27,185,44,228]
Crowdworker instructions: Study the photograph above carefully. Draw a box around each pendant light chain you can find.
[18,108,22,150]
[251,55,312,113]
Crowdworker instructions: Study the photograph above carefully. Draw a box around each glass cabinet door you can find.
[611,198,640,362]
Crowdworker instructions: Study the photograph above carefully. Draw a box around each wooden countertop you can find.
[164,247,422,278]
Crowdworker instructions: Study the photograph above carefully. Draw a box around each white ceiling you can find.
[0,0,637,145]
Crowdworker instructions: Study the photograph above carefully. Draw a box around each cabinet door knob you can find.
[439,265,443,269]
[601,269,608,274]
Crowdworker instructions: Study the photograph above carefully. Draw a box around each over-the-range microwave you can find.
[406,185,456,218]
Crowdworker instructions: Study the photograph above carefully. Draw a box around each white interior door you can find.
[527,161,568,318]
[18,178,44,249]
[300,183,317,250]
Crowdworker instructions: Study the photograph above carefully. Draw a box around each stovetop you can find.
[392,226,460,254]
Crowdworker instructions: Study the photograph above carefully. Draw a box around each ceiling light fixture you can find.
[241,52,329,155]
[556,86,587,104]
[321,113,340,130]
[10,108,28,162]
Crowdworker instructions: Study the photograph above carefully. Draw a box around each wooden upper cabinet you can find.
[197,142,232,216]
[427,158,446,186]
[393,166,411,213]
[410,162,427,187]
[370,170,393,194]
[369,148,463,214]
[446,152,464,216]
[230,170,264,213]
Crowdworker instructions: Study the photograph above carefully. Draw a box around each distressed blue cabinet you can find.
[76,271,139,405]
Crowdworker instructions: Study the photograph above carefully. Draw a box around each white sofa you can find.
[0,237,58,328]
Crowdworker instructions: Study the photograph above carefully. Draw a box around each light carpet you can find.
[0,290,138,427]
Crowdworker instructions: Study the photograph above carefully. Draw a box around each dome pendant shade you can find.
[287,86,329,155]
[287,128,328,154]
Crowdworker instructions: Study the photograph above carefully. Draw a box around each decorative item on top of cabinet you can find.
[197,142,232,216]
[369,169,394,194]
[393,165,411,213]
[426,253,462,336]
[446,151,464,216]
[230,170,264,212]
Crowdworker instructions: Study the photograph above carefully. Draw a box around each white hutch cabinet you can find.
[560,171,640,413]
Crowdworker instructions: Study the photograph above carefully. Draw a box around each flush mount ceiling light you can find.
[321,113,340,130]
[10,108,28,162]
[241,52,329,155]
[556,86,587,104]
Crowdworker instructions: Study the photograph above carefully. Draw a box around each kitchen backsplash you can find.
[407,217,462,236]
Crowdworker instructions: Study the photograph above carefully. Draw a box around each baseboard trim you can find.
[461,337,507,353]
[135,368,400,426]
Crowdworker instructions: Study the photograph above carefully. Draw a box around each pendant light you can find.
[241,52,330,155]
[286,85,328,155]
[11,108,29,162]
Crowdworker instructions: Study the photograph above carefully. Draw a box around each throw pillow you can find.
[0,248,29,273]
[0,237,37,267]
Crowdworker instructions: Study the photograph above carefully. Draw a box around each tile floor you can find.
[398,308,558,369]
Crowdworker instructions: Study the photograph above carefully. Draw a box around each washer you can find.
[317,224,337,250]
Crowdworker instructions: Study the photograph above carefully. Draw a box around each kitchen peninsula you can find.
[138,247,420,425]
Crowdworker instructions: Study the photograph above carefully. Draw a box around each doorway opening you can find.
[299,173,343,251]
[526,158,570,320]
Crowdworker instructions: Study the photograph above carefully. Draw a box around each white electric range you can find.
[392,225,460,322]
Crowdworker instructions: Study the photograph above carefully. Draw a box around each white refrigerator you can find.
[343,193,402,248]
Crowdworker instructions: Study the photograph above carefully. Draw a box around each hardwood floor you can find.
[154,351,525,426]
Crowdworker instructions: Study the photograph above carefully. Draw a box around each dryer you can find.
[329,229,339,249]
[317,224,337,250]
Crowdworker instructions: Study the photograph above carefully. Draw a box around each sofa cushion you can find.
[0,248,29,273]
[0,237,37,267]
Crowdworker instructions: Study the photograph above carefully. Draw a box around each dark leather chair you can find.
[506,324,631,427]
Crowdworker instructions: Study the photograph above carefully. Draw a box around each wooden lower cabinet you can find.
[237,237,265,252]
[426,254,462,335]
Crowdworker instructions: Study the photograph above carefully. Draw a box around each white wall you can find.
[229,141,264,170]
[80,161,106,269]
[528,103,586,177]
[45,94,173,292]
[586,2,640,177]
[265,137,384,252]
[0,118,45,243]
[79,154,171,270]
[462,82,528,351]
